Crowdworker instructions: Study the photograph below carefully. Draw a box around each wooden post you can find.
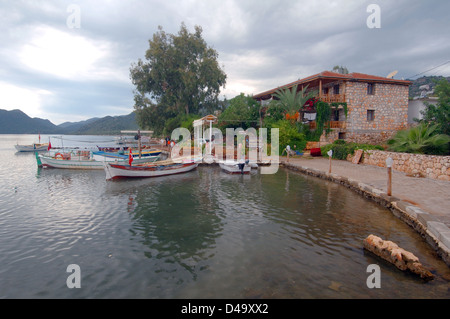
[319,79,322,100]
[386,157,393,196]
[327,149,333,173]
[286,145,290,163]
[387,167,392,196]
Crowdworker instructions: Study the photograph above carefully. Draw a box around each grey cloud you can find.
[0,0,449,124]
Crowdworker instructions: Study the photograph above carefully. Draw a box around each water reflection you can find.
[105,165,450,298]
[4,138,449,298]
[106,170,222,283]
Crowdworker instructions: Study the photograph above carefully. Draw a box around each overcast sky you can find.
[1,0,449,124]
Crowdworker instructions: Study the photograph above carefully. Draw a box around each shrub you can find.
[321,140,383,160]
[333,139,346,145]
[388,123,450,155]
[271,119,307,155]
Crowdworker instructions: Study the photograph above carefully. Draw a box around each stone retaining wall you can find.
[359,150,450,181]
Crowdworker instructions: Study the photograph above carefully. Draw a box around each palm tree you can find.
[272,84,317,120]
[388,123,450,155]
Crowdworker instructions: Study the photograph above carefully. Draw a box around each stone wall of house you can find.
[319,129,340,144]
[359,150,450,181]
[344,130,397,145]
[344,82,409,144]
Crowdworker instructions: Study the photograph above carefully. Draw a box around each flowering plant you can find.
[302,97,318,111]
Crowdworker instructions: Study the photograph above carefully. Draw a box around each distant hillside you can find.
[73,112,140,135]
[0,109,141,134]
[58,117,100,133]
[408,75,450,99]
[0,109,58,134]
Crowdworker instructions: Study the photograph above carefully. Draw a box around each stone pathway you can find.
[280,156,450,266]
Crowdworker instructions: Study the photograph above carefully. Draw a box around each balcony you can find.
[318,93,346,103]
[308,121,346,130]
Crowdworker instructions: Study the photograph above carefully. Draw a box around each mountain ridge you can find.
[0,109,141,135]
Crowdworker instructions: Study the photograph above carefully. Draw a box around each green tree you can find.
[418,79,450,136]
[263,100,285,125]
[332,65,349,74]
[272,84,316,118]
[130,23,226,133]
[218,93,259,130]
[388,123,450,155]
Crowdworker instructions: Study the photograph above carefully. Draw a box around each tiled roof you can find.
[253,71,412,100]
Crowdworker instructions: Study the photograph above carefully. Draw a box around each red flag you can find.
[47,140,52,151]
[128,148,133,166]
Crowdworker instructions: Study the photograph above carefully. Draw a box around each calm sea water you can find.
[0,134,449,299]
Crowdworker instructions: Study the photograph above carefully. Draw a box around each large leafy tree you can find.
[332,65,349,74]
[418,79,450,136]
[130,23,226,134]
[218,93,260,130]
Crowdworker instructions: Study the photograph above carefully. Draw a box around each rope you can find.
[50,136,116,143]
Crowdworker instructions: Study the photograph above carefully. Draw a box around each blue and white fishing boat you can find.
[92,149,161,162]
[37,148,160,170]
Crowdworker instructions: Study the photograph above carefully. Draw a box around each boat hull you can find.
[219,161,251,174]
[104,161,199,180]
[15,144,48,152]
[39,155,104,169]
[39,155,158,169]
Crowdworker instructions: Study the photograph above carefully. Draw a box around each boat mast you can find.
[120,130,153,159]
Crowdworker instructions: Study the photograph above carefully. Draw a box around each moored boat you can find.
[15,143,49,152]
[103,159,199,180]
[38,151,104,169]
[219,160,251,174]
[92,150,160,163]
[37,149,159,169]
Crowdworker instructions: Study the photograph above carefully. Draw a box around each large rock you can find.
[363,235,434,280]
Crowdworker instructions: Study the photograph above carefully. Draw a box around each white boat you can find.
[219,160,251,174]
[38,151,104,169]
[103,159,199,180]
[37,149,159,170]
[15,143,49,152]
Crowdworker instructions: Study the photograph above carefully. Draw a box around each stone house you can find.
[253,71,412,144]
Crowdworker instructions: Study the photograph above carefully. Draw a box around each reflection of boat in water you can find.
[15,143,48,152]
[103,159,199,180]
[219,160,251,174]
[37,149,160,169]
